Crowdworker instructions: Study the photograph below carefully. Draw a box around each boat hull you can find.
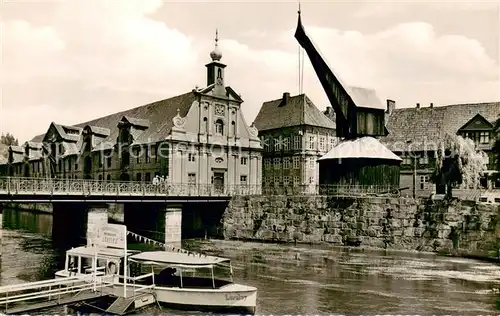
[153,284,257,314]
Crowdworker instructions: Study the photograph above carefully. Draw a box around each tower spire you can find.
[210,28,222,62]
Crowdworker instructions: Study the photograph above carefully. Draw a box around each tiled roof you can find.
[31,91,198,145]
[122,116,151,129]
[87,126,111,137]
[381,102,500,152]
[318,136,402,161]
[253,93,335,132]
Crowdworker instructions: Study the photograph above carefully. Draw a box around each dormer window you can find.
[119,128,130,144]
[215,119,224,135]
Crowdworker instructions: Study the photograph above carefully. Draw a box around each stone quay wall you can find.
[223,195,500,256]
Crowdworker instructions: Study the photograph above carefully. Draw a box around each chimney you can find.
[416,103,420,109]
[386,99,396,114]
[430,102,434,108]
[279,92,291,107]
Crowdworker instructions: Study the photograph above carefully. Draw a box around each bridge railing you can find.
[0,177,263,197]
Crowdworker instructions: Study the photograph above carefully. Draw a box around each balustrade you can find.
[0,177,262,198]
[0,177,402,198]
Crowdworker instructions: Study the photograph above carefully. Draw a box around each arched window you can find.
[107,174,111,181]
[203,117,208,133]
[215,119,224,135]
[98,174,103,181]
[217,68,222,79]
[231,121,236,136]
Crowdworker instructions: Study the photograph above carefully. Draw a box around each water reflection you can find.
[0,207,499,314]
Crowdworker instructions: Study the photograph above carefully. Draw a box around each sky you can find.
[1,0,499,143]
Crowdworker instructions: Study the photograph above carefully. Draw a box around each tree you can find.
[432,134,488,199]
[0,133,18,146]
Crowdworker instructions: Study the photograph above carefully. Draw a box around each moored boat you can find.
[128,251,257,314]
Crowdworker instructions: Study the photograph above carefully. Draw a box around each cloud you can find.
[0,1,498,144]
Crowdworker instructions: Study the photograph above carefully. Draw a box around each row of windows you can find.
[262,135,337,152]
[401,156,430,165]
[460,131,491,144]
[201,118,237,136]
[187,154,248,165]
[263,175,315,186]
[263,157,317,170]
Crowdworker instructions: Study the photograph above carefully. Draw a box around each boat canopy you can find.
[128,251,230,268]
[66,246,137,258]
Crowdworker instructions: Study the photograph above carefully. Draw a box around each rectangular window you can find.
[136,148,141,163]
[264,158,271,169]
[136,173,142,182]
[293,176,300,186]
[419,155,429,165]
[145,172,151,182]
[283,137,290,151]
[188,153,196,162]
[293,156,300,169]
[319,137,325,151]
[188,173,196,185]
[106,156,111,168]
[402,156,412,165]
[309,157,315,169]
[293,136,301,149]
[267,137,273,152]
[145,147,150,163]
[420,175,430,190]
[283,157,291,169]
[240,175,248,184]
[480,132,490,144]
[274,176,280,186]
[283,176,290,187]
[99,153,103,167]
[309,176,314,184]
[274,137,281,151]
[273,158,281,170]
[240,157,248,165]
[309,136,315,150]
[152,145,157,163]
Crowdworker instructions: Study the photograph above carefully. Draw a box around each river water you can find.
[1,207,500,314]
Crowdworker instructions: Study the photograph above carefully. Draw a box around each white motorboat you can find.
[128,251,258,314]
[55,245,257,314]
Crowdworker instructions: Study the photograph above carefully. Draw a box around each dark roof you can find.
[87,126,111,137]
[31,91,198,145]
[253,93,335,132]
[381,102,500,152]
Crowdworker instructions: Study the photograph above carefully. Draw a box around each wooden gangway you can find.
[0,274,114,314]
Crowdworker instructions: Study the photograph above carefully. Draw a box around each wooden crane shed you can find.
[318,137,402,189]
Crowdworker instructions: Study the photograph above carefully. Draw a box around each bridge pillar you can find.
[86,203,109,246]
[163,204,182,249]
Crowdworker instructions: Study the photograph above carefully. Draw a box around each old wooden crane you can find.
[294,10,388,140]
